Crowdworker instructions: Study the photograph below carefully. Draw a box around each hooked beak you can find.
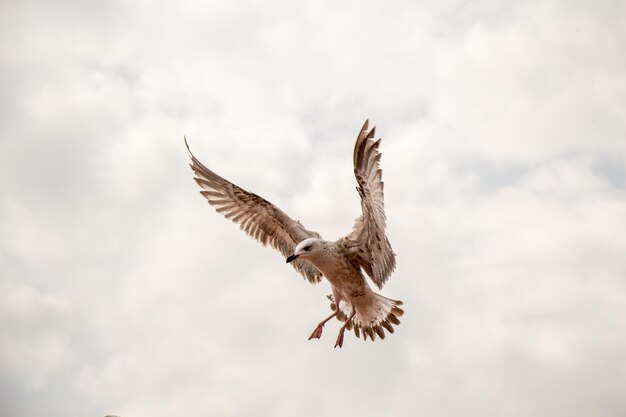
[286,254,298,263]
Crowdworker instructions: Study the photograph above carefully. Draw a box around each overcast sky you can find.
[1,0,625,416]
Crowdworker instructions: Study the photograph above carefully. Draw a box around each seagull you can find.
[185,120,403,348]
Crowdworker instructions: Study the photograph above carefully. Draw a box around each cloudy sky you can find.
[1,0,625,416]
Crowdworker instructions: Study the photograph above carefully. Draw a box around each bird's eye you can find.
[303,245,312,251]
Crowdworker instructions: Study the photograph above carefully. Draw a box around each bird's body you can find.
[186,120,403,347]
[288,237,403,344]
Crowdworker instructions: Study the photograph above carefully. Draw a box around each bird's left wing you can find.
[345,120,396,289]
[186,138,323,284]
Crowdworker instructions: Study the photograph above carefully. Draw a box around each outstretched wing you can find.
[185,138,323,283]
[346,120,396,289]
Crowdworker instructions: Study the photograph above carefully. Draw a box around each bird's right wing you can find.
[186,138,323,284]
[345,120,396,289]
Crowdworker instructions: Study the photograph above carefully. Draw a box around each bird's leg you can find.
[334,309,357,349]
[308,311,338,340]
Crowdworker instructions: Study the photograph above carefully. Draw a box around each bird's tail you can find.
[328,292,404,341]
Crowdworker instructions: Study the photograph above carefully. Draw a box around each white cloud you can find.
[1,0,625,416]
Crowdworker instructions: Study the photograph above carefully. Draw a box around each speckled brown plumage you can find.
[186,120,403,347]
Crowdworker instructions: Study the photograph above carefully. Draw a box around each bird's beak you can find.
[286,254,298,263]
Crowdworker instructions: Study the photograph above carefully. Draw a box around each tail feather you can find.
[327,292,403,342]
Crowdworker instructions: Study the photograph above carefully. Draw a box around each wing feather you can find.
[185,138,323,283]
[346,120,396,289]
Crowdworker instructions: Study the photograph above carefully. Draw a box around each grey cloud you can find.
[593,155,626,188]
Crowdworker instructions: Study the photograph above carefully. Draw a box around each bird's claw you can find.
[308,324,324,340]
[334,330,345,348]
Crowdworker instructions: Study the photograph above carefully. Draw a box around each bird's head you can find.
[286,238,323,263]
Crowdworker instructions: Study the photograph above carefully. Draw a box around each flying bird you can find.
[185,120,403,348]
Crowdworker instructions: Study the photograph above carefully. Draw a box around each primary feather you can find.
[346,120,396,289]
[185,138,323,283]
